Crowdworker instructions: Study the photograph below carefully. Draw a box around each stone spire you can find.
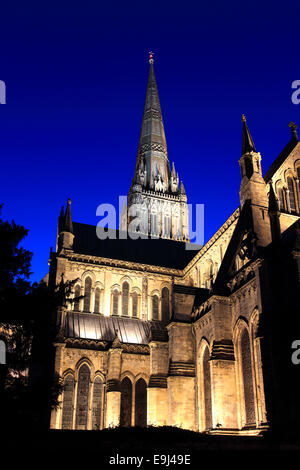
[238,115,272,246]
[132,53,170,191]
[122,54,189,242]
[180,181,186,196]
[63,199,73,234]
[241,114,256,155]
[58,206,65,233]
[57,199,74,251]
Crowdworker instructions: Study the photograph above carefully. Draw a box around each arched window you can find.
[122,282,129,316]
[94,287,101,314]
[120,377,132,427]
[297,167,300,200]
[83,277,92,312]
[92,376,103,430]
[278,187,285,211]
[287,177,297,212]
[61,374,75,429]
[132,292,138,317]
[241,328,255,426]
[161,287,170,322]
[151,214,158,236]
[74,285,81,311]
[135,378,147,427]
[75,364,90,430]
[164,216,170,237]
[112,289,119,315]
[152,295,159,320]
[203,346,212,430]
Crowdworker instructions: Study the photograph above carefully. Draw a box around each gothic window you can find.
[161,287,170,322]
[92,376,103,430]
[61,374,75,429]
[122,282,129,316]
[120,377,132,427]
[75,364,90,430]
[74,285,81,311]
[94,287,101,314]
[287,177,297,213]
[152,294,159,320]
[151,214,158,236]
[132,292,138,317]
[112,289,119,315]
[278,187,285,211]
[241,328,256,426]
[83,277,92,312]
[164,216,170,237]
[297,167,300,200]
[135,378,147,427]
[203,346,212,430]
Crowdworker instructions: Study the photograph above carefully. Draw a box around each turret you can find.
[170,162,179,193]
[57,199,74,251]
[238,115,272,247]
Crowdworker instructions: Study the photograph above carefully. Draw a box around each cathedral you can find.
[48,56,300,435]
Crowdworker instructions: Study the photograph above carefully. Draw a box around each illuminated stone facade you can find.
[48,61,300,435]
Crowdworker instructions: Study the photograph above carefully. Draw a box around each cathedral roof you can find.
[264,123,299,182]
[72,222,198,269]
[64,312,167,345]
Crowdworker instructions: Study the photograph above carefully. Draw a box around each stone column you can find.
[295,178,300,213]
[50,343,66,429]
[142,275,148,320]
[79,286,84,312]
[286,188,291,213]
[208,296,238,430]
[90,288,95,313]
[209,342,237,429]
[147,341,169,426]
[105,344,122,428]
[167,322,196,430]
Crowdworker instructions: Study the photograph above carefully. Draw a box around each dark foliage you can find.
[0,204,67,430]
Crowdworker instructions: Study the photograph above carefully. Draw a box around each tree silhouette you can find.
[0,204,76,430]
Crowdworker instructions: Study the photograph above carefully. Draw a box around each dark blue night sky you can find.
[1,1,299,282]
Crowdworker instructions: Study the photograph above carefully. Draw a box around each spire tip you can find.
[149,51,154,64]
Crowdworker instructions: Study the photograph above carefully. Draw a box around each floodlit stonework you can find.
[48,58,300,435]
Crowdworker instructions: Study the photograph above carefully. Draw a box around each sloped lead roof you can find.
[64,312,167,345]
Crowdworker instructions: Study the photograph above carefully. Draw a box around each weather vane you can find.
[149,51,154,64]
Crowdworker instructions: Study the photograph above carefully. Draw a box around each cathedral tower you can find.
[239,115,272,247]
[121,54,189,241]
